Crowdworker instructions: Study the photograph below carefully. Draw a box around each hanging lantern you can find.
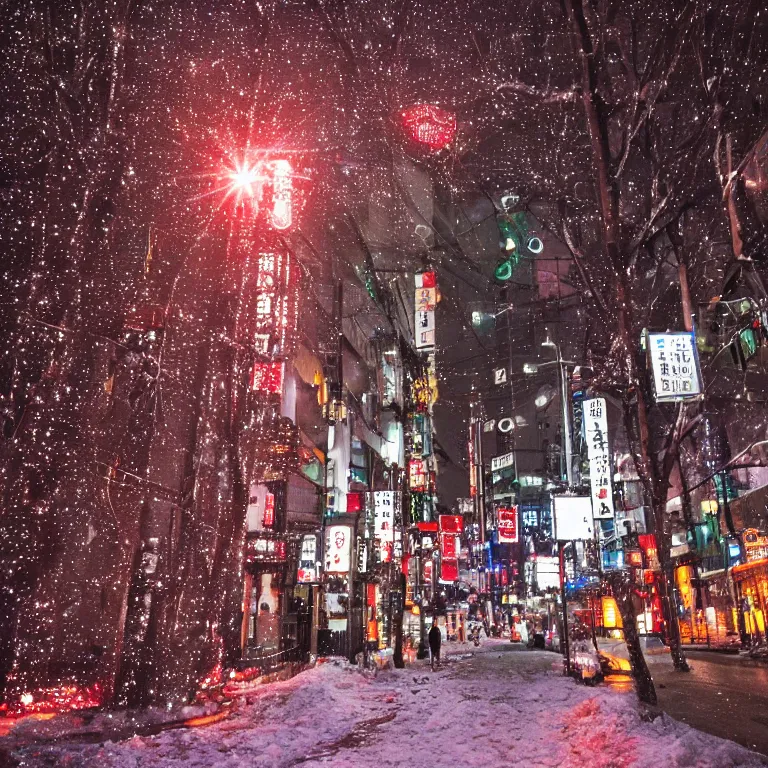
[401,104,456,151]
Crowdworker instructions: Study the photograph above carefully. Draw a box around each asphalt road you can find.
[646,649,768,756]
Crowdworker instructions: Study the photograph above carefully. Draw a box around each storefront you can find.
[696,569,740,648]
[732,557,768,642]
[242,534,289,658]
[675,564,708,644]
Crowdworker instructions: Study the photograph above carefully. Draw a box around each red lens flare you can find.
[223,159,293,229]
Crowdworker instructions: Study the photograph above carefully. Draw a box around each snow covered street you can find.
[9,641,767,768]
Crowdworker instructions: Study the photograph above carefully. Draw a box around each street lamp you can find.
[540,330,574,488]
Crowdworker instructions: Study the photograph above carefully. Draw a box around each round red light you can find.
[401,104,456,151]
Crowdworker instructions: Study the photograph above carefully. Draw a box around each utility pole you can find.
[559,542,571,676]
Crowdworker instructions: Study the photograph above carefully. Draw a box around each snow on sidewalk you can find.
[9,641,767,768]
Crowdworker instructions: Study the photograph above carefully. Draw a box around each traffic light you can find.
[730,316,762,370]
[493,211,544,282]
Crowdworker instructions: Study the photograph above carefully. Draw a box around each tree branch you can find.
[494,80,576,104]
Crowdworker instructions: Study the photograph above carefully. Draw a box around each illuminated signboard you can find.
[497,506,518,544]
[648,332,702,402]
[324,525,352,574]
[250,361,284,394]
[245,536,286,564]
[553,496,594,541]
[255,251,299,361]
[415,272,437,350]
[297,534,318,583]
[262,492,276,528]
[374,491,398,563]
[409,459,427,491]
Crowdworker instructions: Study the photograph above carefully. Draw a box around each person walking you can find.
[428,619,442,671]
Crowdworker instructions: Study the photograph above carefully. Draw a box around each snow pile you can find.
[9,644,765,768]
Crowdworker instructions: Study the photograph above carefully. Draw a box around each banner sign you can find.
[497,505,519,543]
[648,332,702,402]
[491,452,515,472]
[324,525,352,574]
[584,398,614,520]
[457,498,473,517]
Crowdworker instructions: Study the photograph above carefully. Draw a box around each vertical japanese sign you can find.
[254,250,299,360]
[373,491,397,563]
[297,534,318,583]
[415,271,437,349]
[262,491,276,528]
[270,159,293,230]
[648,332,702,402]
[374,491,396,541]
[438,514,461,583]
[584,398,614,520]
[409,459,427,491]
[468,424,477,498]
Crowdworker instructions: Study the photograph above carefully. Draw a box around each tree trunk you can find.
[630,389,690,672]
[394,572,406,668]
[608,572,657,706]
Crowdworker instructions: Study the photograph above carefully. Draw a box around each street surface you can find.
[648,649,768,757]
[9,640,765,768]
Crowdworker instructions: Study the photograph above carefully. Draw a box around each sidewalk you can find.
[8,640,764,768]
[0,660,309,756]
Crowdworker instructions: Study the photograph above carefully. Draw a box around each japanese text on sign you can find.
[648,332,701,402]
[415,273,436,350]
[491,452,515,472]
[297,534,317,583]
[374,491,396,543]
[584,398,614,520]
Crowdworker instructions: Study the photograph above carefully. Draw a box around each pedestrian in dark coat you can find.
[428,620,442,671]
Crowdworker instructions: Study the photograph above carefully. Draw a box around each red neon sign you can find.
[439,514,464,533]
[250,361,284,394]
[262,492,275,528]
[497,506,518,544]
